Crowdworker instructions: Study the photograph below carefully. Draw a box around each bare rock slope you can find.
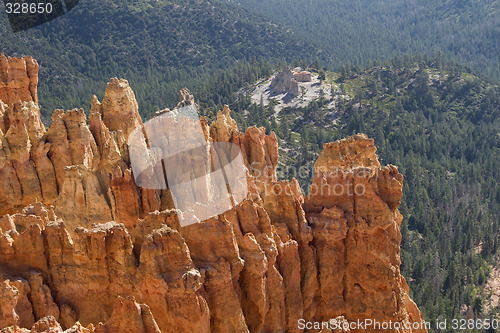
[0,55,427,333]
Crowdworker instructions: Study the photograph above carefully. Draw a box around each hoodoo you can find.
[0,56,427,333]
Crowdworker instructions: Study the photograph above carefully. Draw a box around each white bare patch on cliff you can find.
[247,67,339,115]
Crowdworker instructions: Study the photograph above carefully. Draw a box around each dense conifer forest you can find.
[0,0,316,120]
[228,0,500,82]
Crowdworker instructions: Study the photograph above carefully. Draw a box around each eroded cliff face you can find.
[302,135,427,332]
[0,55,427,333]
[0,54,38,107]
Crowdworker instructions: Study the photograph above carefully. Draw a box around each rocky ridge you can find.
[0,56,427,333]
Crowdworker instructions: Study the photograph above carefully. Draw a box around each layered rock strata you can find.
[302,135,427,332]
[0,54,38,106]
[0,56,427,333]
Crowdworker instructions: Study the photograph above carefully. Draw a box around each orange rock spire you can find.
[0,56,427,333]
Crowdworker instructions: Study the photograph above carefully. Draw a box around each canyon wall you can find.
[0,55,426,333]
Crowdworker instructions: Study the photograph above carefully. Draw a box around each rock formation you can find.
[0,54,38,107]
[292,69,312,83]
[271,66,300,96]
[0,56,427,333]
[302,134,427,332]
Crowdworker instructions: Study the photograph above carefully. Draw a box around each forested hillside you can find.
[2,0,498,122]
[230,57,500,331]
[226,0,500,82]
[0,0,317,120]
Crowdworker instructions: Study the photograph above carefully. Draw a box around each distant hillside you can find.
[226,0,500,81]
[3,0,498,123]
[0,0,318,120]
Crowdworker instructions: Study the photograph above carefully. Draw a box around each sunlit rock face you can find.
[303,135,427,333]
[271,66,300,96]
[0,56,426,333]
[0,54,38,107]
